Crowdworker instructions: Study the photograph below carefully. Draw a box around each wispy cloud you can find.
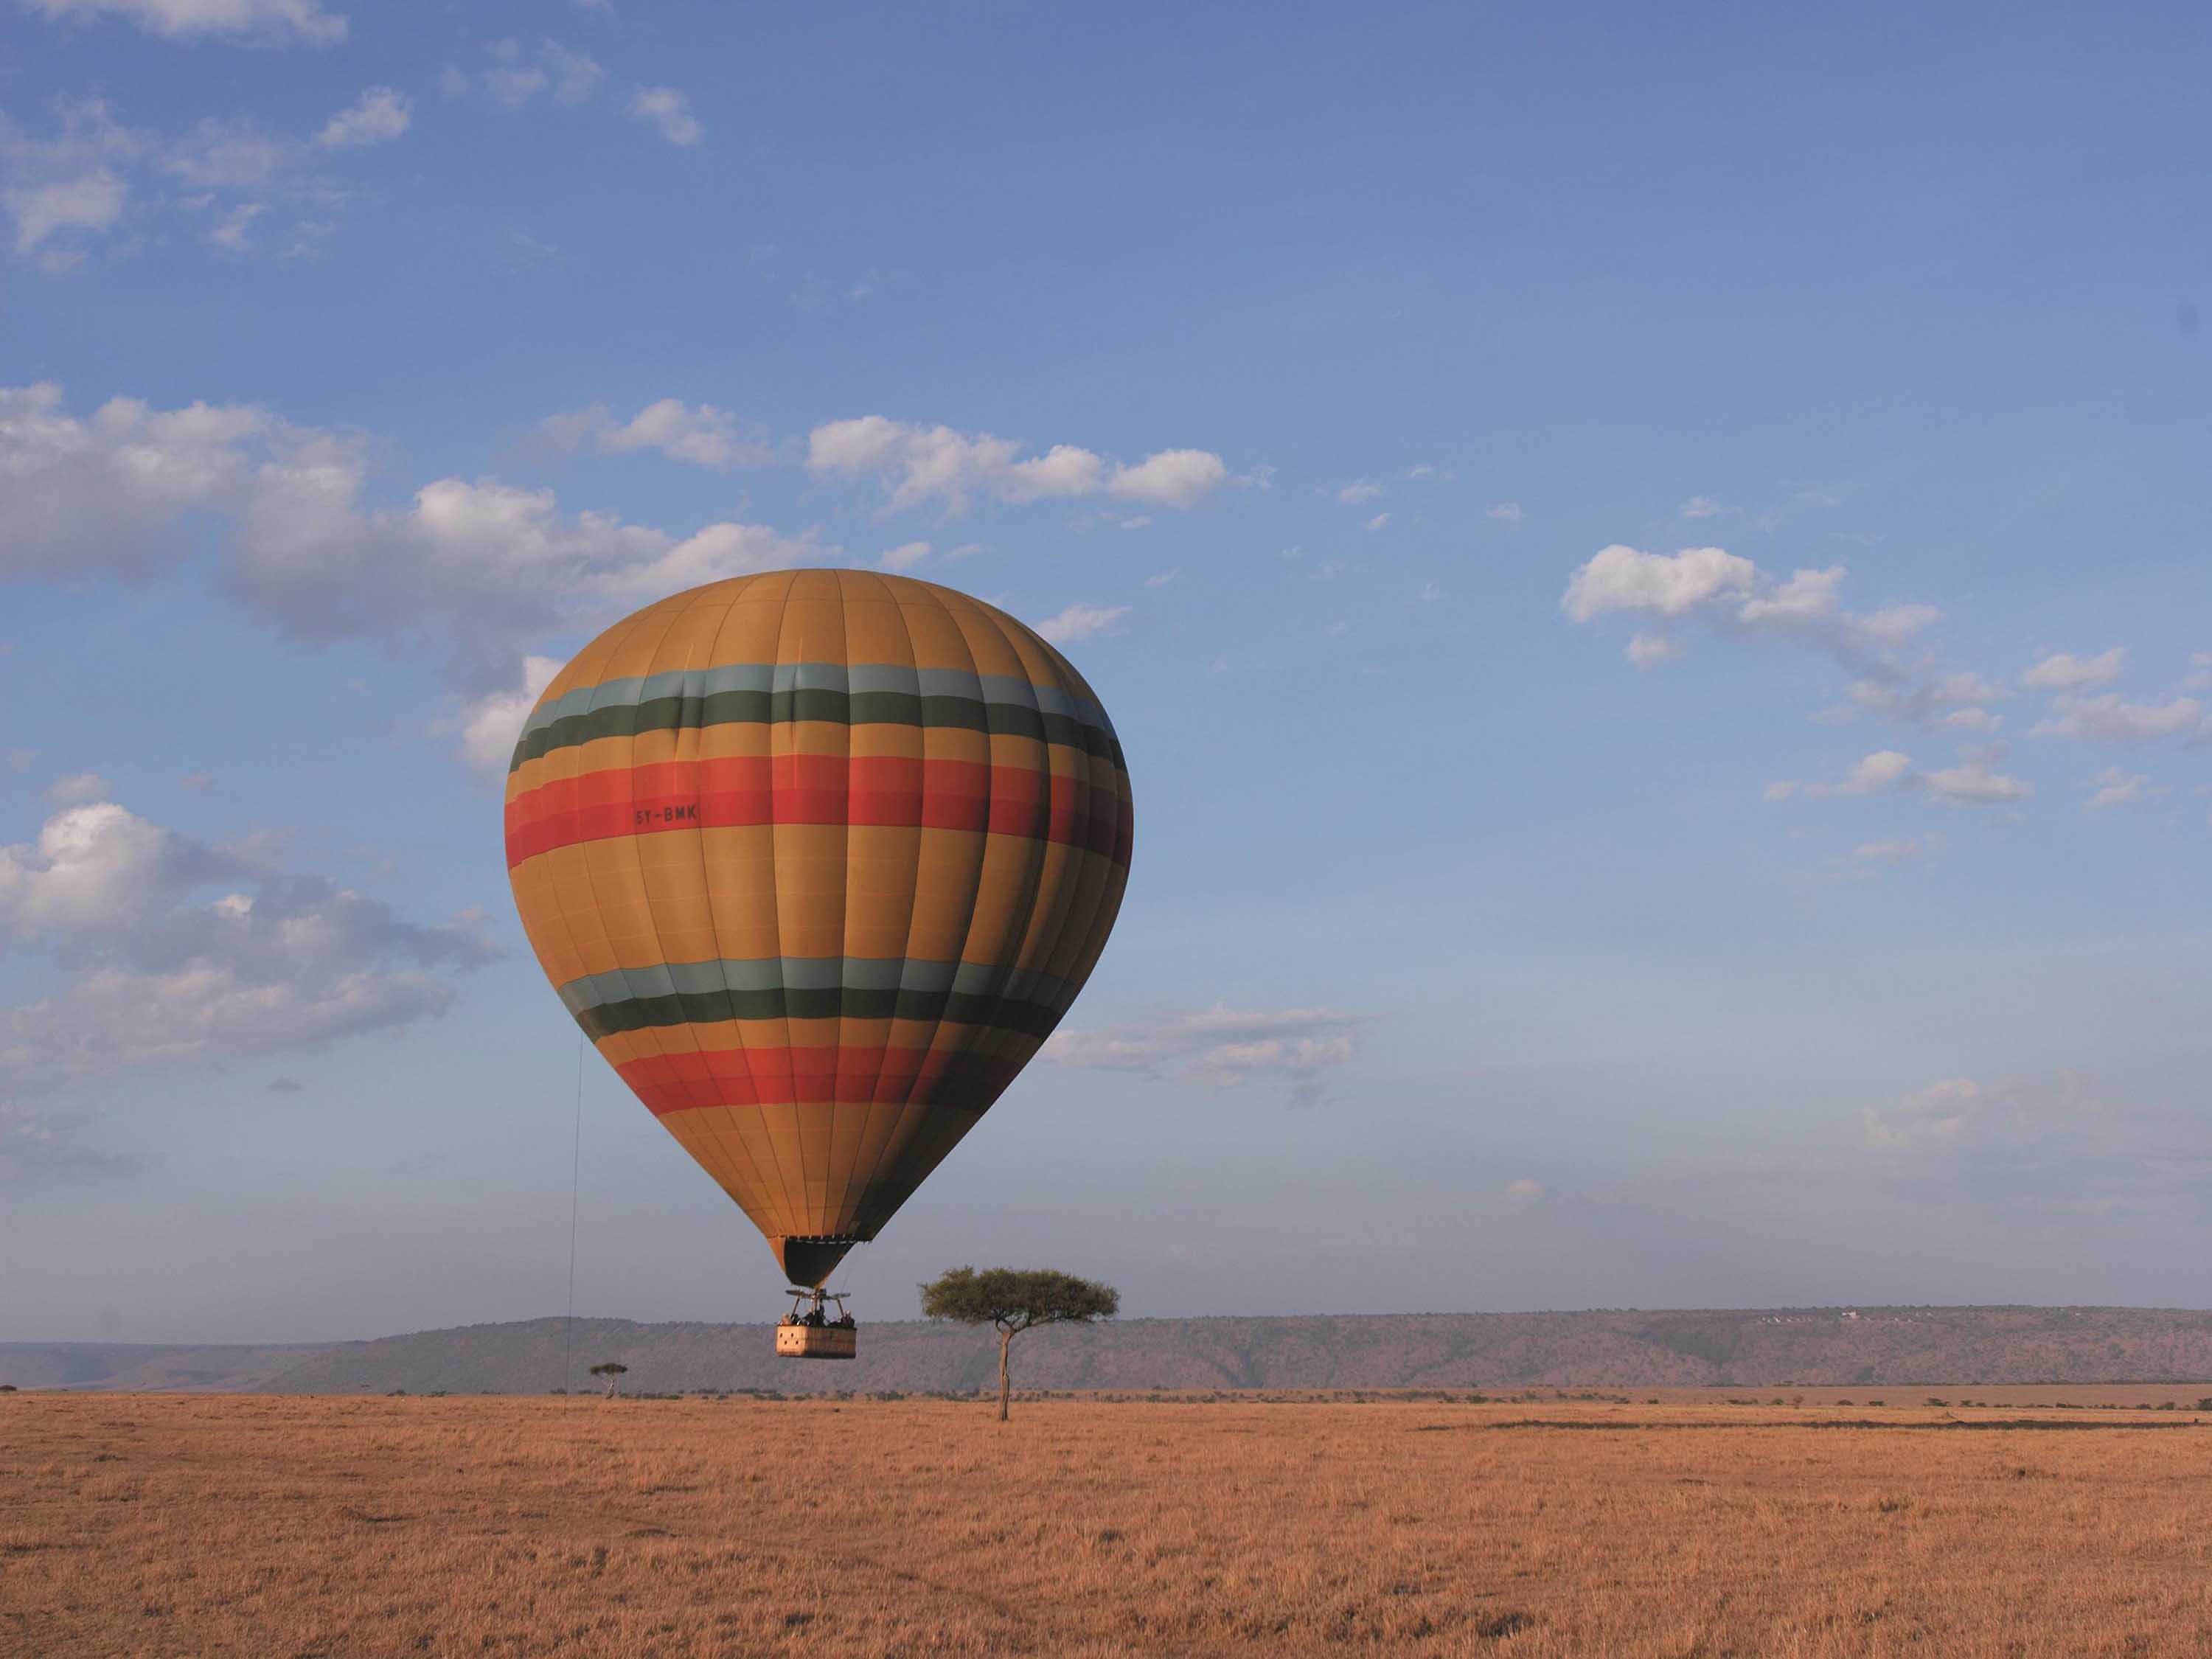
[2030,694,2205,744]
[315,88,410,150]
[25,0,345,44]
[1032,602,1128,645]
[538,398,771,470]
[630,88,702,147]
[2084,767,2147,810]
[809,415,1226,514]
[0,380,820,698]
[1,796,495,1088]
[2021,649,2124,692]
[1044,1004,1363,1107]
[3,92,400,272]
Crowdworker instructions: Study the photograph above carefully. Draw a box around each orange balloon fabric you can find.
[503,571,1133,1287]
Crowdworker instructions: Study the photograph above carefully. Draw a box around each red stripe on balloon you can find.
[611,1044,1035,1115]
[504,755,1127,868]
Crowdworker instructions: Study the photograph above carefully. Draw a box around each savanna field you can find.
[5,1390,2211,1658]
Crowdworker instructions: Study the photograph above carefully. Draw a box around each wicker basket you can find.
[775,1324,858,1360]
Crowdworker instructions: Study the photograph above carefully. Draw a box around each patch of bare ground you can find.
[1,1393,2208,1657]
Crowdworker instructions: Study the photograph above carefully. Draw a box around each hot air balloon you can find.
[503,571,1133,1356]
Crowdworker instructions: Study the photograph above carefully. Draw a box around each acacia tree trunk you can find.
[998,1328,1013,1422]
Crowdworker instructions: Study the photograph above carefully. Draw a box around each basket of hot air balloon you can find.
[502,571,1133,1357]
[775,1287,858,1359]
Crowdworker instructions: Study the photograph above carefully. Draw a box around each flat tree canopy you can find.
[920,1266,1119,1419]
[922,1267,1119,1331]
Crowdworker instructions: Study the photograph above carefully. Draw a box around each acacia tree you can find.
[588,1361,629,1399]
[920,1266,1119,1421]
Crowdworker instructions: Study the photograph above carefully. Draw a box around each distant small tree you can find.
[589,1361,630,1399]
[920,1266,1119,1421]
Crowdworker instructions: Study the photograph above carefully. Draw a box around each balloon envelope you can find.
[503,571,1133,1287]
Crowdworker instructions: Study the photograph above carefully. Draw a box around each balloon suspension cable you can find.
[562,1032,585,1397]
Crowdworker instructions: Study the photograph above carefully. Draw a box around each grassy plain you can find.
[4,1390,2211,1658]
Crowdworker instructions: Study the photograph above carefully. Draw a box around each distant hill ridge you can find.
[9,1305,2212,1394]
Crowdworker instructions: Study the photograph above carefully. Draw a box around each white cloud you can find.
[457,655,563,776]
[1,799,494,1087]
[543,41,605,103]
[2029,693,2205,744]
[1851,602,1941,645]
[808,416,1223,513]
[1625,631,1681,670]
[0,383,269,576]
[1417,581,1441,603]
[1845,672,2005,731]
[1736,563,1844,627]
[1802,749,1913,798]
[484,59,547,106]
[2085,767,2146,810]
[1335,479,1382,505]
[1916,757,2032,805]
[1043,1004,1363,1106]
[808,417,1021,512]
[5,170,127,260]
[1563,546,1946,664]
[1,100,137,260]
[1503,1178,1548,1205]
[1486,502,1523,524]
[1032,602,1128,645]
[1782,750,2020,807]
[24,0,346,43]
[480,39,603,109]
[206,200,267,251]
[877,540,930,573]
[1365,512,1390,532]
[1561,544,1758,623]
[1007,444,1106,501]
[160,119,286,189]
[44,772,109,807]
[630,87,702,147]
[316,88,410,150]
[5,94,394,271]
[2184,653,2211,692]
[1144,569,1179,588]
[2022,648,2125,692]
[1108,448,1227,508]
[0,381,818,696]
[1677,495,1724,519]
[539,398,770,470]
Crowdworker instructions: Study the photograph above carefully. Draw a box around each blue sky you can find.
[2,0,2207,1343]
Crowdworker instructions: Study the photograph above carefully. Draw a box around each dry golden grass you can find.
[4,1391,2210,1658]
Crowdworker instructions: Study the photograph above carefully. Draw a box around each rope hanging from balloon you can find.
[561,1029,584,1398]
